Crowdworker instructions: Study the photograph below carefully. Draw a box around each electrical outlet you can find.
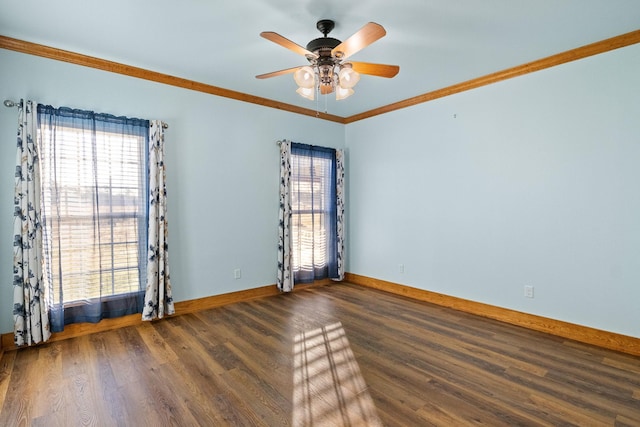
[234,269,241,279]
[399,264,405,273]
[524,285,534,298]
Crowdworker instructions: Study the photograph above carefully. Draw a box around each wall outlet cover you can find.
[524,285,534,298]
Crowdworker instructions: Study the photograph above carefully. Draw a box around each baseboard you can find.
[0,279,337,352]
[1,283,283,352]
[1,331,12,353]
[7,274,635,357]
[345,273,640,357]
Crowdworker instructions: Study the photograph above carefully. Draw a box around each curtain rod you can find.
[3,99,169,129]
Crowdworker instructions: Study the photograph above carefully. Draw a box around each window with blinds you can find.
[290,144,338,282]
[40,128,146,304]
[37,106,148,331]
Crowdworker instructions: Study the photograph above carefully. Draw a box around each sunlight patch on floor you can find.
[293,321,382,426]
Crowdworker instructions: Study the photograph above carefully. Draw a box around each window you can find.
[290,143,338,282]
[38,106,149,332]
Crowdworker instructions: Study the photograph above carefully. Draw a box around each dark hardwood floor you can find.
[1,283,639,426]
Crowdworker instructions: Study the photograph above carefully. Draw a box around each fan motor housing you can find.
[306,37,341,55]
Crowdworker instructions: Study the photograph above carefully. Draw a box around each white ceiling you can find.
[1,0,639,118]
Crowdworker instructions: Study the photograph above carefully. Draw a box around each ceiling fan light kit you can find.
[257,19,399,102]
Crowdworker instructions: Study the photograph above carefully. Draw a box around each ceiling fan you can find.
[256,19,399,101]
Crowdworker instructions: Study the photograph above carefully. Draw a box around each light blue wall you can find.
[3,42,640,339]
[0,49,345,334]
[345,43,640,338]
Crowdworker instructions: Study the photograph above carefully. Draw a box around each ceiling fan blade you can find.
[256,66,303,79]
[332,22,386,60]
[260,32,318,58]
[349,61,399,78]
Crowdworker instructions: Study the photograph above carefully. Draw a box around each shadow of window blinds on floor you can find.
[293,321,382,426]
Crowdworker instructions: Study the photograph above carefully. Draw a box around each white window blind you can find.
[290,150,335,279]
[39,126,147,305]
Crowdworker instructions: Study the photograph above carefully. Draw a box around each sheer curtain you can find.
[277,141,345,292]
[38,105,149,332]
[291,143,338,283]
[13,99,51,346]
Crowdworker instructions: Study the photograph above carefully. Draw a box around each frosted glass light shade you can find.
[294,66,315,89]
[335,86,354,100]
[338,67,360,89]
[296,86,315,100]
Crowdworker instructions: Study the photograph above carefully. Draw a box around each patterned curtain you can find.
[277,140,294,292]
[142,120,175,320]
[335,149,345,281]
[13,99,51,346]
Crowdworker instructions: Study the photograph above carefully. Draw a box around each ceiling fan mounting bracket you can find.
[316,19,335,36]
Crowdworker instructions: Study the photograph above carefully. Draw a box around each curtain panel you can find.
[142,120,175,320]
[277,140,294,292]
[13,99,51,346]
[335,148,345,281]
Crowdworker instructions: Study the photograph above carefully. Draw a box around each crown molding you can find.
[345,29,640,123]
[2,29,639,124]
[0,35,345,124]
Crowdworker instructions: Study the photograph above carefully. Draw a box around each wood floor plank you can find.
[135,321,180,366]
[117,372,167,426]
[161,358,228,426]
[67,335,116,426]
[0,345,40,425]
[31,342,67,422]
[220,367,290,425]
[101,329,138,390]
[86,332,128,426]
[1,282,639,426]
[151,317,264,425]
[0,349,16,415]
[603,355,640,375]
